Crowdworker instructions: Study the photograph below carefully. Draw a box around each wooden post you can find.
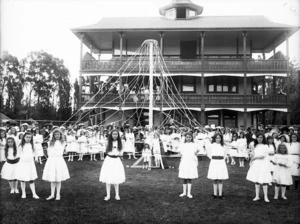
[79,34,84,108]
[200,31,205,124]
[159,32,164,124]
[285,32,291,126]
[119,32,124,127]
[243,31,247,128]
[200,31,205,60]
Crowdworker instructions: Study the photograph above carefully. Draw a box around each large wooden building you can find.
[72,0,299,128]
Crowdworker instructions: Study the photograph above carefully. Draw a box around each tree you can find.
[20,51,72,120]
[0,52,24,118]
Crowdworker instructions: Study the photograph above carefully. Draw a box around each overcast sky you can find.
[1,0,299,82]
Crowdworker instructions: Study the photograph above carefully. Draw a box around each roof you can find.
[159,0,203,16]
[0,113,11,121]
[72,15,298,32]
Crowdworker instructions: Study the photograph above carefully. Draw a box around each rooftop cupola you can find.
[159,0,203,19]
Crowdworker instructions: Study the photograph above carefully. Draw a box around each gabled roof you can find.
[72,15,298,32]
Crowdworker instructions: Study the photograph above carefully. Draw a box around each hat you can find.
[280,126,289,133]
[20,123,29,127]
[0,127,6,132]
[289,127,294,130]
[60,126,66,130]
[52,128,64,136]
[204,125,210,129]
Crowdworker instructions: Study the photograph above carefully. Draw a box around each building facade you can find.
[72,0,299,128]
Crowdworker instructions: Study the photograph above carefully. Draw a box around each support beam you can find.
[242,31,247,129]
[200,31,205,61]
[159,32,164,56]
[119,32,124,127]
[79,34,84,108]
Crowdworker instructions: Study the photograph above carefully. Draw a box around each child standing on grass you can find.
[288,133,300,190]
[42,129,70,200]
[15,132,39,199]
[237,132,247,167]
[152,132,163,168]
[266,136,276,175]
[66,130,78,162]
[272,143,293,200]
[207,133,228,199]
[142,143,152,170]
[178,132,199,199]
[33,128,44,164]
[99,130,125,201]
[77,130,87,161]
[246,133,272,203]
[1,137,20,194]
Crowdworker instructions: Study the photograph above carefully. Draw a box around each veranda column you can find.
[285,32,291,126]
[119,32,124,127]
[243,31,247,128]
[200,31,205,125]
[79,34,84,109]
[159,32,164,124]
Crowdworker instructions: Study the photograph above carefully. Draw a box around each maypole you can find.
[147,39,157,130]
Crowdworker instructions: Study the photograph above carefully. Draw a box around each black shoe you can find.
[219,195,225,200]
[211,194,218,199]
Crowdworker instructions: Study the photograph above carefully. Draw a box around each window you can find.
[207,76,238,93]
[176,8,186,19]
[182,77,195,92]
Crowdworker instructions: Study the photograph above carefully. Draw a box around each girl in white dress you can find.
[266,136,276,174]
[288,133,300,189]
[178,132,199,199]
[123,128,137,159]
[43,128,70,200]
[98,132,107,161]
[99,130,125,201]
[33,128,44,164]
[1,137,19,193]
[237,132,248,167]
[272,143,293,200]
[7,127,18,143]
[15,132,39,199]
[152,132,163,168]
[66,130,78,162]
[77,130,87,161]
[223,128,232,164]
[246,133,272,202]
[142,143,152,170]
[207,133,228,199]
[88,131,100,161]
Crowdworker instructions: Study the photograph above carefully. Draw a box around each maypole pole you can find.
[148,40,156,130]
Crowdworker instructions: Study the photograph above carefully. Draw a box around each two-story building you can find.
[72,0,299,128]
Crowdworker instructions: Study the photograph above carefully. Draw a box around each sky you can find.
[1,0,299,82]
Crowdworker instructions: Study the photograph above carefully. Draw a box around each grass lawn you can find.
[1,156,300,224]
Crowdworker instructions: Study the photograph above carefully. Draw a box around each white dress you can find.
[288,142,300,176]
[142,148,152,162]
[223,133,232,156]
[77,136,88,154]
[152,138,162,160]
[178,142,198,179]
[207,143,229,180]
[246,144,272,184]
[88,136,100,154]
[15,143,38,181]
[66,135,78,153]
[267,144,276,172]
[1,147,19,180]
[123,133,135,153]
[42,141,70,182]
[272,154,293,185]
[196,133,206,155]
[236,138,248,158]
[160,134,171,153]
[0,138,6,162]
[98,136,107,152]
[99,141,125,184]
[33,134,44,157]
[229,140,238,157]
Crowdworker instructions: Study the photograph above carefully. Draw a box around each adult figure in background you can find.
[134,127,144,153]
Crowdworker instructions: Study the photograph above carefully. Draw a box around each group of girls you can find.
[1,124,299,203]
[1,128,70,200]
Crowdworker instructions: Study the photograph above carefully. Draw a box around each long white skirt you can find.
[246,160,272,184]
[42,157,70,182]
[273,166,293,186]
[1,161,18,180]
[207,159,229,180]
[15,159,38,181]
[99,156,125,184]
